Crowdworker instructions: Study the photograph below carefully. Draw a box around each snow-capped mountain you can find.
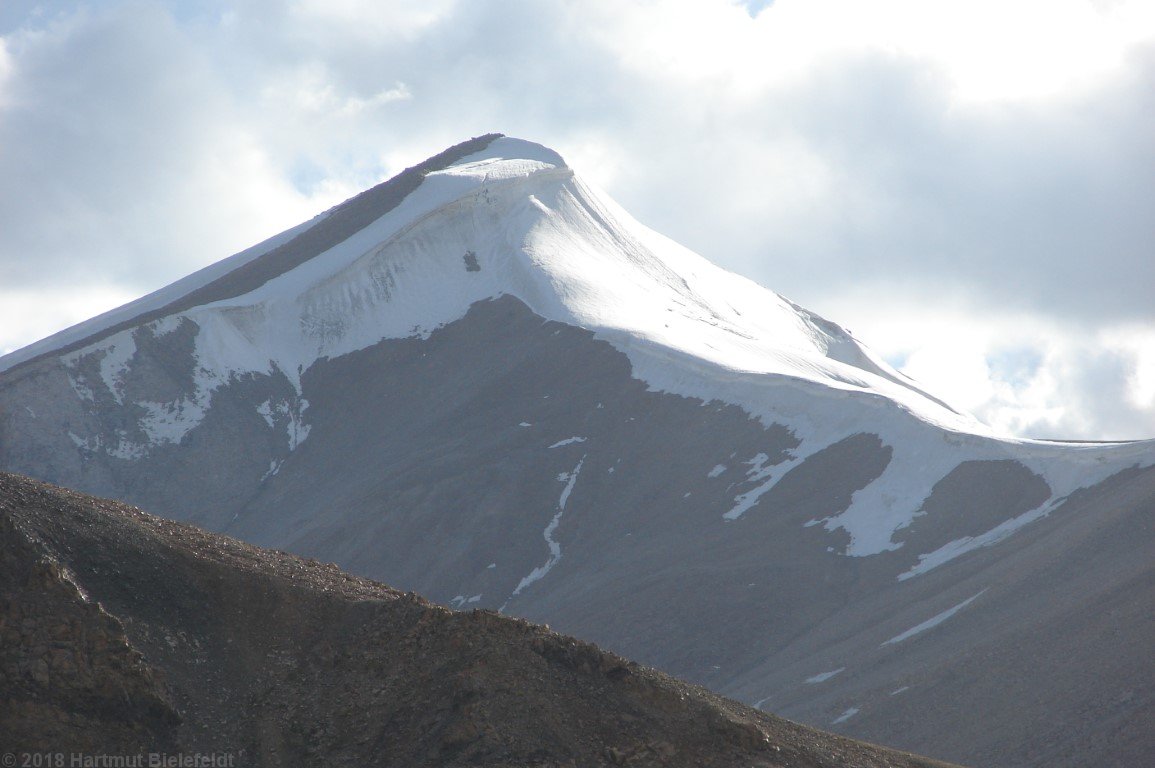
[2,135,1152,768]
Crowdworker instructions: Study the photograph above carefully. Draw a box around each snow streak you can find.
[881,589,988,646]
[502,455,586,610]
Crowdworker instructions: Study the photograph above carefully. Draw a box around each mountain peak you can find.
[2,134,944,420]
[1,136,1153,768]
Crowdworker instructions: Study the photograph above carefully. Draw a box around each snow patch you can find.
[881,590,988,646]
[63,361,96,403]
[724,449,811,521]
[67,430,145,460]
[503,455,585,608]
[105,435,149,460]
[899,503,1056,580]
[137,395,211,447]
[256,400,276,428]
[97,336,136,405]
[148,315,184,337]
[893,442,1155,576]
[815,434,957,555]
[805,667,846,684]
[707,463,727,478]
[449,594,482,608]
[557,459,583,509]
[831,707,860,725]
[549,436,587,448]
[256,398,312,451]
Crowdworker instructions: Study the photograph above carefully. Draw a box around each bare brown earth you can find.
[0,471,961,768]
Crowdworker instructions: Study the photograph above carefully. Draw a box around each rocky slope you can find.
[1,135,1152,767]
[0,471,960,768]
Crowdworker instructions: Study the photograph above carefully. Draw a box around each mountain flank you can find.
[1,471,960,768]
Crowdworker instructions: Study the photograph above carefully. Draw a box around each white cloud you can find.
[586,0,1153,102]
[826,290,1155,440]
[0,285,137,357]
[287,0,458,41]
[0,2,330,289]
[1104,325,1155,412]
[900,339,996,416]
[263,63,410,117]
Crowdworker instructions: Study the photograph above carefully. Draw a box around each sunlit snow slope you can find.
[1,134,1152,768]
[0,136,963,421]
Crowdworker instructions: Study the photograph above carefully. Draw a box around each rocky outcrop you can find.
[0,509,179,751]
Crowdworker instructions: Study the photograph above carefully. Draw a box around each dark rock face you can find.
[0,472,958,768]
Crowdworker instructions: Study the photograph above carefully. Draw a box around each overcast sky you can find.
[1,0,1152,440]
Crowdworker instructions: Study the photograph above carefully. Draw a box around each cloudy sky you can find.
[1,0,1152,440]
